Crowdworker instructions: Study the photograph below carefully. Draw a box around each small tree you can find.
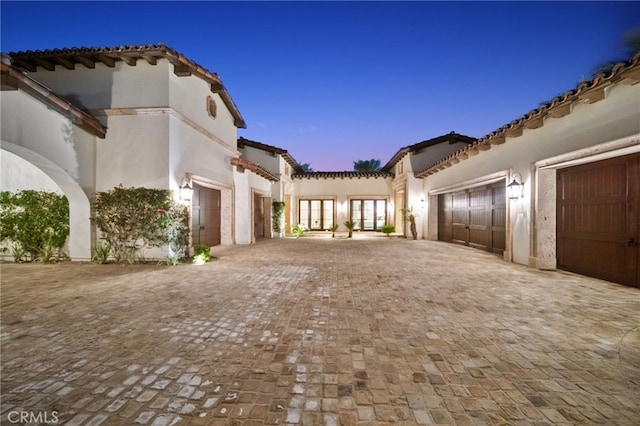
[401,208,418,240]
[344,220,355,238]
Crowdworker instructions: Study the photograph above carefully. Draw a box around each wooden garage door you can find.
[191,185,221,247]
[438,181,506,255]
[557,153,639,287]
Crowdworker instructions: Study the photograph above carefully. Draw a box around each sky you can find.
[2,1,639,171]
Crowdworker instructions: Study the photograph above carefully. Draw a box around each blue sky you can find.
[2,1,639,171]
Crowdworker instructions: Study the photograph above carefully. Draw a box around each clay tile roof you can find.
[414,51,640,179]
[238,137,304,173]
[381,132,476,172]
[1,56,106,138]
[7,43,246,128]
[292,171,394,179]
[230,157,279,181]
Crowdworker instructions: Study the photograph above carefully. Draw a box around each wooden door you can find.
[254,193,265,240]
[557,153,639,287]
[438,182,506,255]
[191,185,221,247]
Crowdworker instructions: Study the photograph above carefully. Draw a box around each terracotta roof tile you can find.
[238,137,304,173]
[293,171,394,179]
[414,52,640,178]
[7,43,246,128]
[381,132,476,171]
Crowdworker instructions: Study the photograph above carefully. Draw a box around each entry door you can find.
[438,181,506,255]
[254,194,271,240]
[351,199,386,231]
[394,190,405,235]
[557,153,639,287]
[191,185,221,247]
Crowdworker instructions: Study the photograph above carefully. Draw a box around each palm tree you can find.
[300,163,313,172]
[586,27,640,80]
[353,159,382,173]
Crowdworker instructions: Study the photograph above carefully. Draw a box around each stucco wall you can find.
[168,68,238,150]
[239,146,281,175]
[410,141,472,172]
[23,61,169,111]
[422,82,640,266]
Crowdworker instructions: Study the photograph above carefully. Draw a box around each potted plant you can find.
[329,224,339,238]
[344,220,355,238]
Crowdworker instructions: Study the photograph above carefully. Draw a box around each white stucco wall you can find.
[410,141,472,172]
[0,149,62,193]
[239,146,281,175]
[422,82,640,266]
[168,68,239,150]
[0,87,98,260]
[233,169,272,244]
[24,61,169,112]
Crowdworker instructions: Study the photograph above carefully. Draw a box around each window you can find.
[350,199,387,231]
[396,162,404,175]
[299,199,334,230]
[207,96,217,118]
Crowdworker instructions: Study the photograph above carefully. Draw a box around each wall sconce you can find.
[419,197,426,210]
[180,177,193,202]
[507,172,524,200]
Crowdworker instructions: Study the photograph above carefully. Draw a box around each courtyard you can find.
[1,238,639,425]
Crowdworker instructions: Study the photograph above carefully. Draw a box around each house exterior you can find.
[2,43,638,287]
[416,52,640,287]
[1,45,272,259]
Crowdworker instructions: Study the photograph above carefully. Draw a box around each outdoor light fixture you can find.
[419,197,427,210]
[507,172,524,200]
[180,177,193,202]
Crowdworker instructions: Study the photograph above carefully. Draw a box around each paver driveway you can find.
[1,238,639,426]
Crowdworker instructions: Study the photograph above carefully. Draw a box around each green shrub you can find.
[93,241,111,264]
[93,185,189,263]
[193,244,211,265]
[380,224,395,236]
[0,190,69,261]
[291,224,306,238]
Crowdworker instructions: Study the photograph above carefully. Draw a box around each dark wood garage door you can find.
[191,185,221,247]
[557,153,639,287]
[438,181,506,255]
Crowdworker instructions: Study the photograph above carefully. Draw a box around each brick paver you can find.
[1,238,639,425]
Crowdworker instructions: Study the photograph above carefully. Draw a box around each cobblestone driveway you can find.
[1,238,639,425]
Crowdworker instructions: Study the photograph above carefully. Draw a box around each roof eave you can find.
[1,59,106,139]
[415,52,640,179]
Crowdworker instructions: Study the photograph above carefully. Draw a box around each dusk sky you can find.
[2,1,639,171]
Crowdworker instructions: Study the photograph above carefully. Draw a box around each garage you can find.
[438,181,506,255]
[191,185,221,247]
[557,153,639,287]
